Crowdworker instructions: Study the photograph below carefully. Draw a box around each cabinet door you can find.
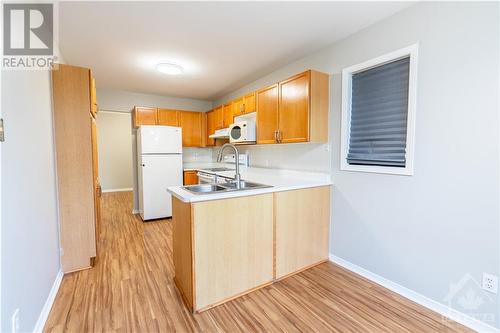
[193,194,273,310]
[91,116,99,254]
[133,107,157,128]
[243,92,256,114]
[214,106,224,129]
[52,64,96,272]
[179,111,203,147]
[89,72,97,117]
[278,71,310,143]
[157,109,179,126]
[95,183,101,241]
[256,84,279,144]
[183,170,199,185]
[206,110,216,146]
[232,98,244,118]
[223,103,233,127]
[275,186,330,279]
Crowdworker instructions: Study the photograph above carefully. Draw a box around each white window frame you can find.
[340,44,418,176]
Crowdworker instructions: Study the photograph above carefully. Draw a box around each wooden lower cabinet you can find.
[193,195,274,310]
[183,170,198,185]
[275,186,330,278]
[172,186,330,312]
[173,194,274,312]
[173,197,195,309]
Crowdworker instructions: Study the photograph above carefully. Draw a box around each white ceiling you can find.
[59,1,414,100]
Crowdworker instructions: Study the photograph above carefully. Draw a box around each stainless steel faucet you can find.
[217,143,241,189]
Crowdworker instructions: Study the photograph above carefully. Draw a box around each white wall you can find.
[96,111,134,191]
[97,88,212,112]
[217,143,331,173]
[96,88,213,211]
[215,2,500,328]
[183,147,213,163]
[1,70,61,331]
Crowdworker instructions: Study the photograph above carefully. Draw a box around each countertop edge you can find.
[168,182,332,203]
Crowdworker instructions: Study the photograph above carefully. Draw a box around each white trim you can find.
[329,254,499,333]
[340,44,418,176]
[102,188,133,193]
[32,270,63,333]
[132,209,140,215]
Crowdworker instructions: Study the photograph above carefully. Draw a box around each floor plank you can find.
[44,191,473,332]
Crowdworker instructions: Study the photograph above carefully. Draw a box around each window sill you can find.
[340,162,414,176]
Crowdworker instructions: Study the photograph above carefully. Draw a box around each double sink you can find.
[183,180,271,195]
[182,167,272,195]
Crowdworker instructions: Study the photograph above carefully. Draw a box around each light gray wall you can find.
[96,88,213,211]
[96,111,134,191]
[97,88,212,112]
[215,2,500,327]
[211,143,332,173]
[1,70,61,331]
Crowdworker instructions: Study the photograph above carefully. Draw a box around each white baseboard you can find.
[33,270,63,333]
[329,254,499,333]
[102,188,133,193]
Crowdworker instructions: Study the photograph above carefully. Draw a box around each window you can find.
[341,44,418,175]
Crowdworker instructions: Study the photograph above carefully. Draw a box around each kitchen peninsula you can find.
[168,166,332,312]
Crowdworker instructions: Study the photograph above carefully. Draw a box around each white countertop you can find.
[171,163,332,203]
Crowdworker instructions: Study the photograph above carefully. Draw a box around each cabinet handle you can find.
[277,130,282,143]
[274,130,278,142]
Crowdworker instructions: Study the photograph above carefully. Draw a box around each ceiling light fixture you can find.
[156,62,184,75]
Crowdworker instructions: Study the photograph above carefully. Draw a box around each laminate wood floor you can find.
[44,191,472,333]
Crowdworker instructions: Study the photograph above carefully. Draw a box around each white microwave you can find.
[229,120,256,143]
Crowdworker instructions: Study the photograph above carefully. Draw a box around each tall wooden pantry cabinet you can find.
[52,64,101,273]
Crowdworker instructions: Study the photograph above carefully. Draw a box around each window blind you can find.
[347,57,410,167]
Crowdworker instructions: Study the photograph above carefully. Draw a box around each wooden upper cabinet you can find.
[278,71,310,143]
[133,106,157,128]
[214,106,224,129]
[130,69,328,146]
[157,108,179,126]
[278,70,328,143]
[256,84,279,144]
[223,103,233,127]
[179,111,203,147]
[243,92,256,114]
[232,98,244,118]
[206,110,216,146]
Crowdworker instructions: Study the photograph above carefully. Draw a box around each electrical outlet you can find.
[11,308,19,333]
[482,273,498,293]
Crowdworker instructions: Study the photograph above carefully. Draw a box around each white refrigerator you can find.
[137,125,183,220]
